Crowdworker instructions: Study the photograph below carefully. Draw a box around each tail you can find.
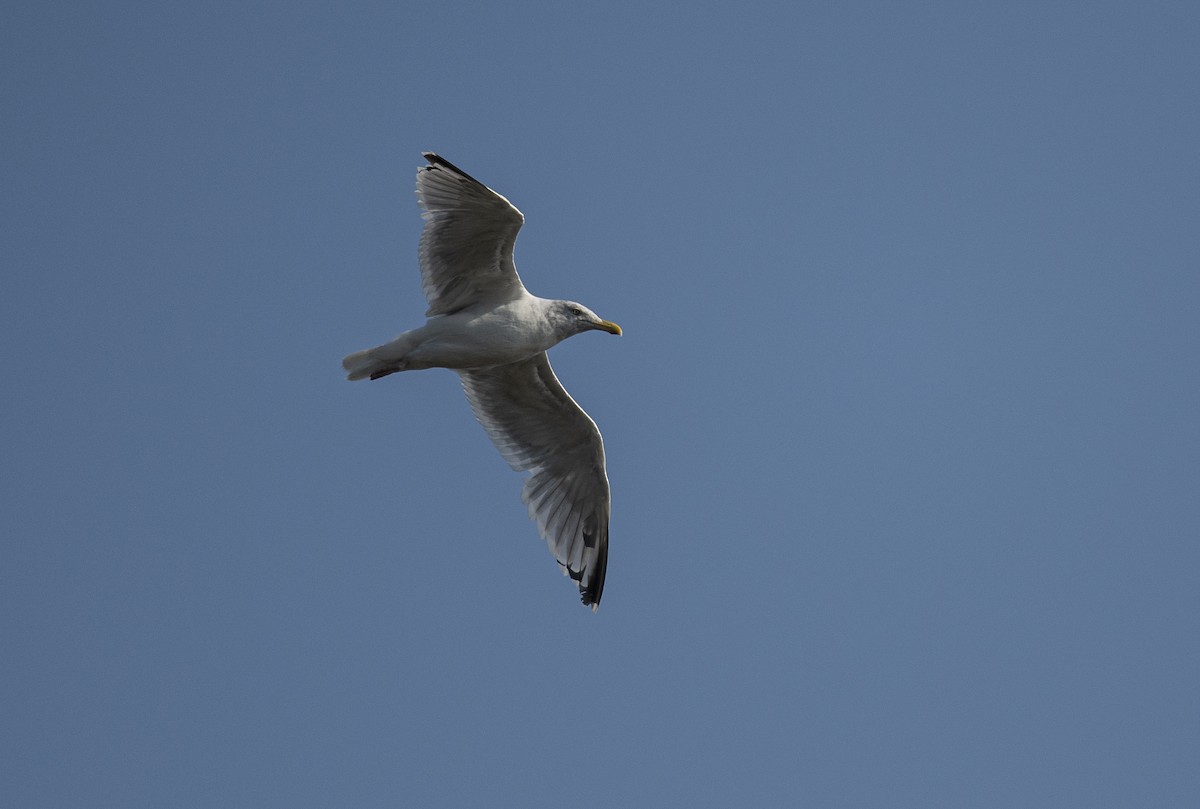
[342,340,407,381]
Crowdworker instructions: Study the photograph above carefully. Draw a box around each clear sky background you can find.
[3,2,1198,807]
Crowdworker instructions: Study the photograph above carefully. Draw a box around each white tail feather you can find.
[342,347,385,381]
[342,335,414,381]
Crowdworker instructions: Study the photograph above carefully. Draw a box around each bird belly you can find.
[404,311,552,370]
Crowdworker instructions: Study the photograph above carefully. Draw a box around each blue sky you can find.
[3,2,1198,806]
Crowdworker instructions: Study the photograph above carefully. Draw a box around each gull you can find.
[342,153,621,610]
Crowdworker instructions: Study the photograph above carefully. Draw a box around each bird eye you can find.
[569,306,582,316]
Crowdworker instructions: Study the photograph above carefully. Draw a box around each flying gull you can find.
[342,153,621,609]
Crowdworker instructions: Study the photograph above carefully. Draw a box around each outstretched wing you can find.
[459,354,610,609]
[415,153,527,316]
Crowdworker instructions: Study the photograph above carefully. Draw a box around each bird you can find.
[342,153,621,610]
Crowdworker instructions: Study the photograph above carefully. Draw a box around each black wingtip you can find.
[580,544,607,612]
[566,560,605,612]
[581,572,605,612]
[420,152,487,187]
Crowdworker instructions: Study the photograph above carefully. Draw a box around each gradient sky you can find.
[3,2,1199,807]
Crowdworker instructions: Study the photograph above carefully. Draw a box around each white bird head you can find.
[553,300,622,338]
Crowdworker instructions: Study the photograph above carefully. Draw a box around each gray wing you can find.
[459,354,610,609]
[416,153,527,317]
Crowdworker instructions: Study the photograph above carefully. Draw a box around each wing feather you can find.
[459,354,610,609]
[416,153,527,316]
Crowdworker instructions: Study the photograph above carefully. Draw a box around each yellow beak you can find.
[594,319,622,336]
